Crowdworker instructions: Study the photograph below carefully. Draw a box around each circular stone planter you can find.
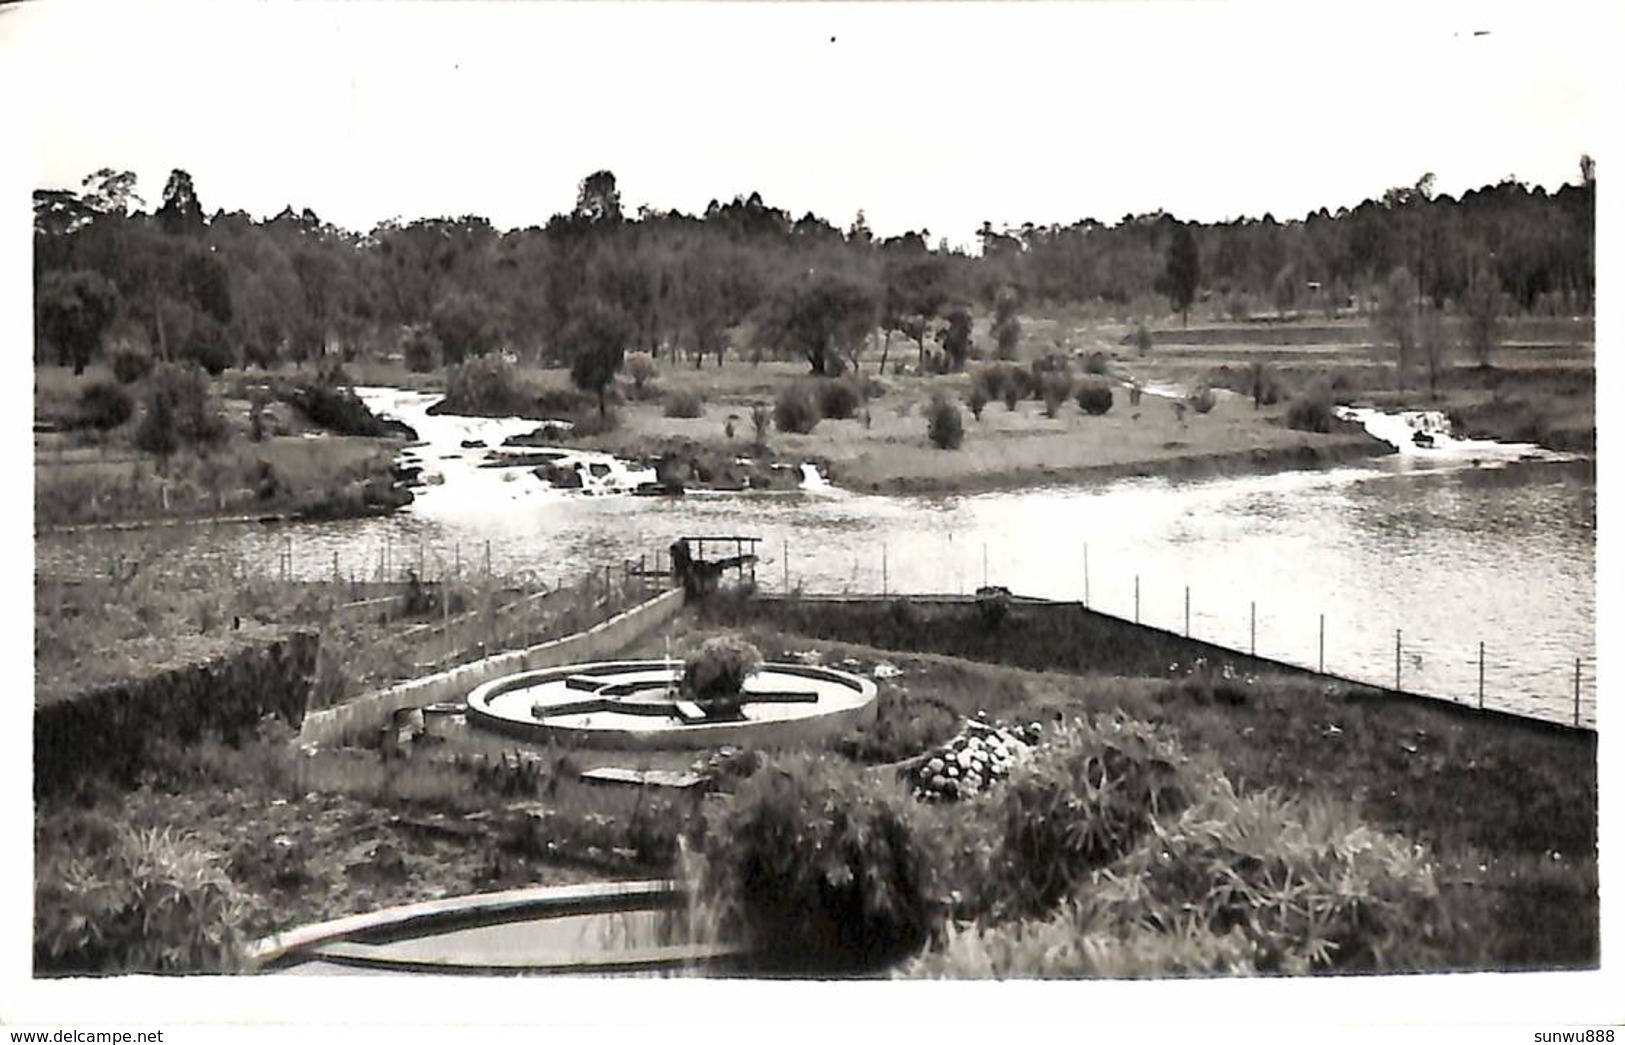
[465,659,877,750]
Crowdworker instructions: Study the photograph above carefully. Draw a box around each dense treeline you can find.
[33,161,1594,380]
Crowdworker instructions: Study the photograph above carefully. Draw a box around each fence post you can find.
[982,543,988,590]
[1134,576,1140,624]
[1394,629,1402,692]
[1250,601,1256,657]
[882,544,888,597]
[1478,641,1485,710]
[1575,658,1582,727]
[783,539,789,593]
[1184,586,1190,638]
[1319,614,1325,673]
[485,540,492,579]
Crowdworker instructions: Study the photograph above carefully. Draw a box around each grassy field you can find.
[459,311,1594,493]
[33,361,415,530]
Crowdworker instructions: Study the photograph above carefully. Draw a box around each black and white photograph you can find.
[2,0,1613,1035]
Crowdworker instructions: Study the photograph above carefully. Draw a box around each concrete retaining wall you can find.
[300,588,686,747]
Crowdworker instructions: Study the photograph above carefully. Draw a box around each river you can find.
[35,388,1598,726]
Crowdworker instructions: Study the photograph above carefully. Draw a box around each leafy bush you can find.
[682,635,764,706]
[750,402,771,448]
[109,346,155,385]
[1189,385,1217,415]
[401,324,442,373]
[35,819,253,975]
[663,390,705,418]
[1083,351,1110,375]
[282,378,391,436]
[444,355,524,415]
[897,904,1259,978]
[926,392,964,450]
[1029,351,1071,383]
[969,364,1003,406]
[967,384,989,420]
[690,755,937,972]
[774,382,822,434]
[1039,372,1072,418]
[1083,779,1447,973]
[816,375,865,420]
[624,351,658,395]
[1074,380,1114,416]
[77,380,134,431]
[984,715,1194,918]
[136,363,226,455]
[180,322,235,377]
[1250,362,1288,407]
[1132,324,1153,357]
[1285,383,1336,433]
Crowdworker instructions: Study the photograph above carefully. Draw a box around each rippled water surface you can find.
[37,390,1596,725]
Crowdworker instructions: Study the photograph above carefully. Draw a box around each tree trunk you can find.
[878,329,892,376]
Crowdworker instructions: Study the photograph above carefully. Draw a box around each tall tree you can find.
[1374,266,1419,385]
[1463,254,1504,368]
[759,270,878,375]
[575,170,623,226]
[564,297,635,416]
[991,285,1021,359]
[37,269,119,374]
[1161,222,1201,326]
[936,305,973,371]
[430,289,502,366]
[156,169,206,236]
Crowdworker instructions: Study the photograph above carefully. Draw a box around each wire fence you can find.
[768,537,1597,731]
[37,536,678,710]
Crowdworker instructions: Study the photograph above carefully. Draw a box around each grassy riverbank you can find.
[33,362,413,531]
[415,312,1590,495]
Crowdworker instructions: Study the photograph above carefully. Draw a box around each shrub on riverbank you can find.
[1039,372,1072,418]
[109,346,154,385]
[774,382,821,434]
[280,377,394,437]
[1285,383,1336,433]
[624,352,658,398]
[443,355,526,416]
[1074,380,1113,416]
[816,375,865,420]
[77,380,134,431]
[926,393,964,449]
[136,362,226,456]
[663,390,705,418]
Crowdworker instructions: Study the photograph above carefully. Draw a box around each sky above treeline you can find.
[4,1,1612,249]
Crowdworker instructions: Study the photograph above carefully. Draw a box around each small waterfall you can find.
[799,463,833,492]
[1333,405,1574,464]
